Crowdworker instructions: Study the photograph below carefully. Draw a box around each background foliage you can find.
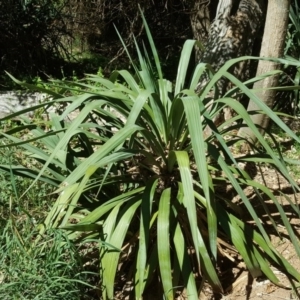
[0,0,217,86]
[0,0,72,83]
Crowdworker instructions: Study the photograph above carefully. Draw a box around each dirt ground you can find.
[200,162,300,300]
[213,229,300,300]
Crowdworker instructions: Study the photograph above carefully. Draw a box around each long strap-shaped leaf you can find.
[102,199,141,299]
[62,124,141,186]
[135,177,158,298]
[157,188,173,300]
[23,98,107,191]
[174,151,200,265]
[181,96,217,260]
[175,40,197,95]
[208,143,272,244]
[173,219,198,300]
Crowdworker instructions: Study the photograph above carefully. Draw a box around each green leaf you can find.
[78,188,144,225]
[173,219,198,300]
[208,143,272,245]
[175,40,197,95]
[102,199,141,299]
[5,72,63,98]
[222,212,262,278]
[174,151,200,265]
[196,229,223,293]
[182,96,217,259]
[63,124,141,186]
[135,177,158,298]
[22,98,108,192]
[157,188,173,300]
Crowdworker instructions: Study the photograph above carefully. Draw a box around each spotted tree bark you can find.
[194,0,266,137]
[196,0,266,96]
[189,0,212,62]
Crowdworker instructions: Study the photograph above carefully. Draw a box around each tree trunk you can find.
[189,0,212,62]
[238,0,291,142]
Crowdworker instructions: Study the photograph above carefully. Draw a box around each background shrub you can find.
[0,0,71,84]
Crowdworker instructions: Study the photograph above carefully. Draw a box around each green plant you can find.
[0,0,72,82]
[2,12,300,300]
[0,143,55,213]
[0,146,97,299]
[0,219,96,299]
[286,0,300,59]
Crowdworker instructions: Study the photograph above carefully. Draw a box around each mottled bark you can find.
[189,0,212,62]
[194,0,267,138]
[196,0,266,95]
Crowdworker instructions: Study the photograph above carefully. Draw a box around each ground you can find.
[200,132,300,300]
[216,222,300,300]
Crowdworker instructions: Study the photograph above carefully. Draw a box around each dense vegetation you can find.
[0,0,198,87]
[0,1,300,299]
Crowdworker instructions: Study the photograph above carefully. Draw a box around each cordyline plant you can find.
[2,13,300,300]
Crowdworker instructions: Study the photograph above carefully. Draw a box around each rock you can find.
[0,91,53,118]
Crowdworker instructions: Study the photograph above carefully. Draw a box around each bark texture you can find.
[194,0,266,137]
[238,0,291,142]
[189,0,212,62]
[196,0,266,96]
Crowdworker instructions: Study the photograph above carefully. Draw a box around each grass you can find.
[0,223,91,299]
[268,119,300,178]
[286,134,300,178]
[0,136,99,299]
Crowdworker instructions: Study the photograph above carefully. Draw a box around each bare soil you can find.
[200,163,300,300]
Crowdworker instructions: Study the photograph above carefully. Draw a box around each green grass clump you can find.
[0,144,98,299]
[0,222,94,300]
